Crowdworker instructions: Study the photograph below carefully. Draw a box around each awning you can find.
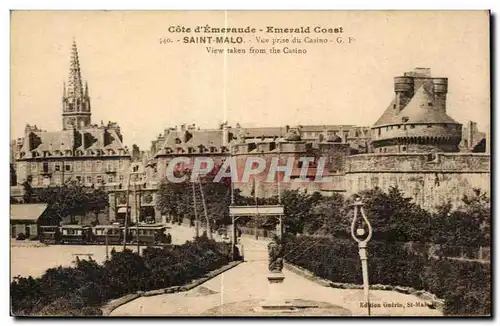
[10,204,48,222]
[117,207,129,213]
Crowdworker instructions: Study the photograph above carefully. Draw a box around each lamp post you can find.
[350,197,373,316]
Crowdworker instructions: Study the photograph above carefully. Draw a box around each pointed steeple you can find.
[62,39,91,130]
[67,39,84,98]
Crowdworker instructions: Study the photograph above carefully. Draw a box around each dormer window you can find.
[175,138,182,144]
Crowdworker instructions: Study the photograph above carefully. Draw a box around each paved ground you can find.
[10,224,214,279]
[111,237,442,317]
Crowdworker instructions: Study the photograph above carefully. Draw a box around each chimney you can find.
[81,131,85,150]
[468,121,474,150]
[222,123,228,147]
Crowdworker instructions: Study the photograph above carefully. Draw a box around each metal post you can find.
[123,171,132,251]
[359,243,370,316]
[350,197,373,316]
[192,180,199,238]
[278,216,283,240]
[231,215,236,259]
[198,180,211,239]
[105,230,109,261]
[135,182,139,254]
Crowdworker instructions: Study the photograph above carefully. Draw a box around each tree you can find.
[281,189,323,234]
[36,181,109,225]
[308,193,348,235]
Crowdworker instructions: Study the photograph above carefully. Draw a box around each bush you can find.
[11,236,232,316]
[283,235,491,316]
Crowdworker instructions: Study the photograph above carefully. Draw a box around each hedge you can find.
[283,234,491,316]
[11,235,232,316]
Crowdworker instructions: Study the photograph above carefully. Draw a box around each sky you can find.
[10,11,490,149]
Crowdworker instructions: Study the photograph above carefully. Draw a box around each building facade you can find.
[13,50,490,221]
[344,68,490,210]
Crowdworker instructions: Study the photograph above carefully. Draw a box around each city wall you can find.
[344,153,490,210]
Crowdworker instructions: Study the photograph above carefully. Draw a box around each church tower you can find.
[62,39,91,130]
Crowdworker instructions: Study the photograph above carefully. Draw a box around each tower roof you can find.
[66,39,84,98]
[374,85,459,127]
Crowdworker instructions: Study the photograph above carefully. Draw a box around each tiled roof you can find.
[374,86,459,127]
[21,127,128,156]
[162,129,224,149]
[238,127,287,138]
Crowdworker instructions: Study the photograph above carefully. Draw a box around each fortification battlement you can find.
[346,153,490,173]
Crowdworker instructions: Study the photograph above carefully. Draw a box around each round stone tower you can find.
[371,68,462,153]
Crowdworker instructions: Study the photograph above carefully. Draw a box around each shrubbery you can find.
[283,234,491,316]
[11,235,231,316]
[280,187,490,316]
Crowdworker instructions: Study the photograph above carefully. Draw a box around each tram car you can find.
[39,226,61,244]
[38,223,170,246]
[126,224,168,245]
[91,224,123,245]
[59,225,92,244]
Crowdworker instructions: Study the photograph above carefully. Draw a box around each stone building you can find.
[14,40,132,190]
[344,68,490,210]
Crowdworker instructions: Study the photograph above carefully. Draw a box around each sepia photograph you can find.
[9,10,491,317]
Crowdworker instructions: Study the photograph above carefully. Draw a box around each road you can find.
[111,236,442,316]
[10,223,210,279]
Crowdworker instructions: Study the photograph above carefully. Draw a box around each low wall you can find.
[101,260,243,316]
[284,262,445,311]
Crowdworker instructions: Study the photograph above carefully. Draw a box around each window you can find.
[43,162,49,173]
[378,128,381,136]
[65,163,72,171]
[31,163,37,172]
[75,162,82,171]
[119,175,124,182]
[96,175,103,184]
[86,176,92,184]
[96,161,102,171]
[401,146,407,152]
[85,161,92,171]
[32,177,38,186]
[108,175,114,183]
[54,175,62,185]
[118,160,124,170]
[76,176,82,183]
[54,164,61,172]
[410,125,415,129]
[106,162,114,171]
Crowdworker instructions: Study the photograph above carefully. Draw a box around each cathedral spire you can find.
[67,39,84,98]
[62,39,91,130]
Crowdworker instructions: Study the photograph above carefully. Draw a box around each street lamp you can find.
[350,197,373,316]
